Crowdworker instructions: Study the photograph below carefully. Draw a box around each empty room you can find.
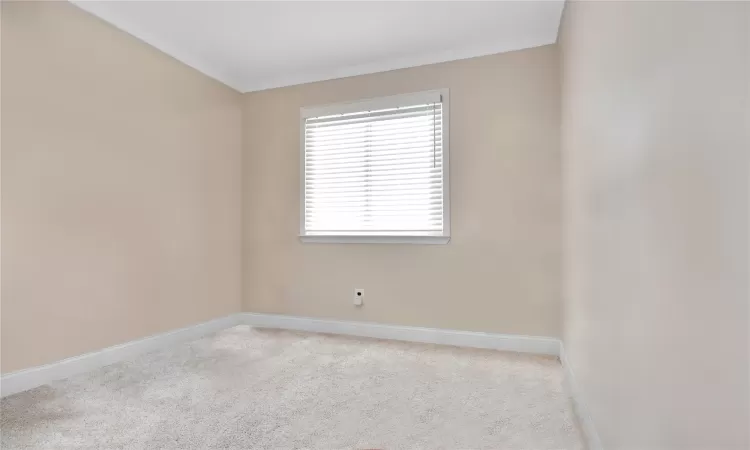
[1,1,748,449]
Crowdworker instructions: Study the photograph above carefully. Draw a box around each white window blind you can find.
[301,90,449,242]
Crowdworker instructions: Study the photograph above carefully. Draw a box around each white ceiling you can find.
[71,1,565,93]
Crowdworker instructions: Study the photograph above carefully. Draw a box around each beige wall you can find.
[561,2,749,449]
[1,2,242,373]
[242,45,562,337]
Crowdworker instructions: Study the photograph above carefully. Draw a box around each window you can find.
[300,90,450,244]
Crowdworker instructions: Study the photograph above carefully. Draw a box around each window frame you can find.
[299,89,450,245]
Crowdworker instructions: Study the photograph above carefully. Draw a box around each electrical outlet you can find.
[353,289,364,306]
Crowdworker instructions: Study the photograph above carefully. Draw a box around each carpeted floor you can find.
[1,325,583,449]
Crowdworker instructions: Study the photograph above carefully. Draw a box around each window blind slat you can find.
[306,167,441,182]
[306,151,442,163]
[307,126,442,143]
[306,105,439,126]
[308,190,442,197]
[307,116,442,133]
[307,135,441,150]
[307,137,441,153]
[306,144,442,160]
[307,123,442,141]
[303,99,444,235]
[307,153,442,167]
[307,159,442,173]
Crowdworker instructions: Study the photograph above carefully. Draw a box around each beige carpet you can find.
[1,325,583,449]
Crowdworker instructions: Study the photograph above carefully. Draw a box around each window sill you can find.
[299,235,450,245]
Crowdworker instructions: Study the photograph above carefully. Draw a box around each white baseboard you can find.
[560,345,604,450]
[0,314,242,398]
[242,313,562,356]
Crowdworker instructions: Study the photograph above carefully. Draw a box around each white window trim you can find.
[299,89,451,245]
[299,235,450,245]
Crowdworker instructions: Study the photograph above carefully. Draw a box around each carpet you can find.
[1,325,583,449]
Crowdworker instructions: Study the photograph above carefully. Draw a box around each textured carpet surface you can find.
[1,325,583,449]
